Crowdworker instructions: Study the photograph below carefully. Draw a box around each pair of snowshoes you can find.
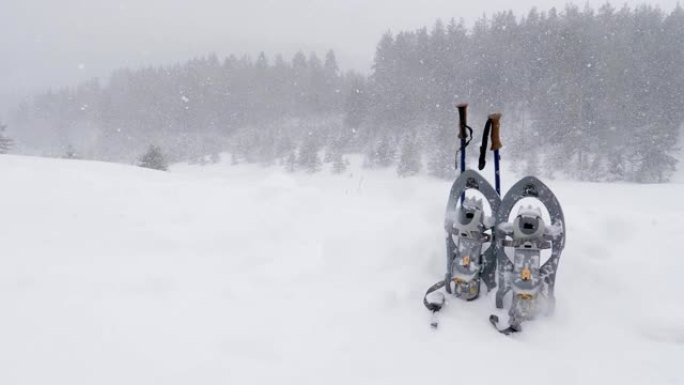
[424,169,566,334]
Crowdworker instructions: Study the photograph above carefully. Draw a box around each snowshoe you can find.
[492,176,566,332]
[423,169,500,317]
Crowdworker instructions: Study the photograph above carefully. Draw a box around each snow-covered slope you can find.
[0,154,682,385]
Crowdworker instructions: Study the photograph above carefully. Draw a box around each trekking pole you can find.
[456,103,468,173]
[489,113,503,195]
[456,103,472,203]
[478,113,503,195]
[478,118,492,171]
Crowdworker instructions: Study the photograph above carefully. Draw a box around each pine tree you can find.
[427,144,454,179]
[523,152,540,177]
[0,123,14,154]
[331,153,349,174]
[397,136,422,177]
[363,144,378,168]
[608,151,625,181]
[297,138,322,173]
[343,74,368,128]
[139,145,168,171]
[427,125,456,179]
[375,136,396,168]
[285,151,297,172]
[323,146,335,163]
[63,144,79,159]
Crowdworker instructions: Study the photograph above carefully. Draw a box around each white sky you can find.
[0,0,680,114]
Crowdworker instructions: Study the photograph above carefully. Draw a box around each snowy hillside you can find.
[0,154,682,385]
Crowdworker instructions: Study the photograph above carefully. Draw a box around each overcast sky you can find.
[0,0,680,115]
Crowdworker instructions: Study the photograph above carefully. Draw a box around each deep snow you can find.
[0,154,682,385]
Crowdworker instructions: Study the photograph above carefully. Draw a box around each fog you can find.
[1,0,680,114]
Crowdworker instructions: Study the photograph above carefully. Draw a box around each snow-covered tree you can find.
[331,153,349,174]
[284,151,297,173]
[397,136,422,177]
[0,123,14,154]
[297,138,322,173]
[139,145,168,171]
[63,144,79,159]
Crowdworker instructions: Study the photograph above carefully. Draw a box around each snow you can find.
[0,154,683,384]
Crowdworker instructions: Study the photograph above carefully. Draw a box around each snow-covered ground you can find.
[0,154,682,385]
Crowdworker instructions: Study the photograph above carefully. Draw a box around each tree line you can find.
[8,3,684,181]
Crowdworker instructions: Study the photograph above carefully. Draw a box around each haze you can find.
[0,0,680,115]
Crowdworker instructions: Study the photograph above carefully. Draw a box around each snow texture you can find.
[0,154,682,384]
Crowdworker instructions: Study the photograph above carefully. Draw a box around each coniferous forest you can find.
[8,4,684,182]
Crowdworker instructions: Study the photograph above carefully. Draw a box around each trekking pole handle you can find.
[457,103,468,140]
[489,113,502,150]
